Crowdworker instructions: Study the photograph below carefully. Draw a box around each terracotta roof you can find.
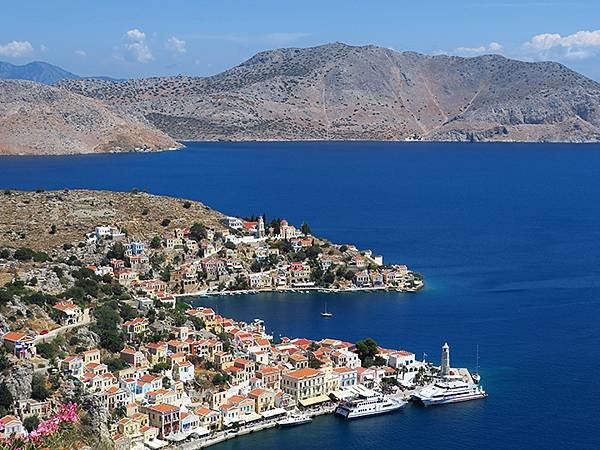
[81,372,96,382]
[243,221,258,229]
[2,331,28,342]
[195,406,214,416]
[284,368,321,380]
[219,403,238,411]
[138,374,157,383]
[149,403,179,413]
[234,358,252,366]
[105,386,121,394]
[333,367,356,374]
[53,302,80,312]
[0,415,21,426]
[81,349,100,355]
[290,338,313,348]
[147,389,171,398]
[123,317,147,326]
[174,360,192,367]
[63,355,81,363]
[146,342,167,350]
[249,388,268,397]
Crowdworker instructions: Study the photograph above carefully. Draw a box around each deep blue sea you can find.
[2,141,600,449]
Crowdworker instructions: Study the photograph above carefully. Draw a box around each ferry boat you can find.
[277,413,312,427]
[335,394,406,419]
[412,380,487,406]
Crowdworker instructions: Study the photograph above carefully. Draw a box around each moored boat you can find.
[321,301,333,317]
[277,413,313,427]
[411,380,487,406]
[335,394,406,419]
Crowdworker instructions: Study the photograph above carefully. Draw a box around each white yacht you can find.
[335,394,407,419]
[412,380,487,406]
[277,413,312,427]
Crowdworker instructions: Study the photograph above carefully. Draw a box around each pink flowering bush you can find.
[0,403,78,450]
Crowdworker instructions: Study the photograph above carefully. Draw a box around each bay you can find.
[2,141,600,449]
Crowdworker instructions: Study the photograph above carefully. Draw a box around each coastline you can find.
[175,282,425,301]
[177,406,336,450]
[180,137,600,144]
[3,138,600,157]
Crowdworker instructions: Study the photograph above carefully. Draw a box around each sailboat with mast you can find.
[321,301,333,317]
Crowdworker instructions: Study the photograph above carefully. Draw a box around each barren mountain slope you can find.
[60,43,600,142]
[0,80,181,155]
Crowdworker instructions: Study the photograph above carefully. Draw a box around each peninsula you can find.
[0,189,434,448]
[0,189,423,297]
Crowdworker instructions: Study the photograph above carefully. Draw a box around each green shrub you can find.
[36,343,56,360]
[13,247,35,261]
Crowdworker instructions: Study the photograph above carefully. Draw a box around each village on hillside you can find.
[84,215,423,298]
[0,214,428,448]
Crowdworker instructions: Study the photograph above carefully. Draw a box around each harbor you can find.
[163,339,486,450]
[2,142,597,449]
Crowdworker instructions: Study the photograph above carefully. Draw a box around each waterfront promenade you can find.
[176,405,336,450]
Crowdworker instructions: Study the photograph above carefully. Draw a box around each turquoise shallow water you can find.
[2,141,600,449]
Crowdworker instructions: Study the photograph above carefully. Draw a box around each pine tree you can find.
[0,382,14,415]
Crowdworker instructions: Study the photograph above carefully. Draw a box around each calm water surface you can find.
[2,141,600,449]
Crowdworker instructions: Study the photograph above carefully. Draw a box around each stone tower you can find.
[257,216,265,238]
[441,342,450,377]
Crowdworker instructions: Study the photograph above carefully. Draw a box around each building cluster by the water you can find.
[0,217,433,448]
[1,292,486,449]
[77,217,423,301]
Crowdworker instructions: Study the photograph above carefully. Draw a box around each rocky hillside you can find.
[61,42,600,142]
[0,189,226,250]
[0,80,181,155]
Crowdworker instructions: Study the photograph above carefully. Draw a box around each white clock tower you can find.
[441,342,450,377]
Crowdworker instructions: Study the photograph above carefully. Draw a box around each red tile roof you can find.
[284,368,321,380]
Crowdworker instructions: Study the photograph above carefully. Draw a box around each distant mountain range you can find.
[0,60,121,84]
[0,61,79,84]
[1,43,600,155]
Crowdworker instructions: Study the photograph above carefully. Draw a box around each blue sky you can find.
[2,0,600,80]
